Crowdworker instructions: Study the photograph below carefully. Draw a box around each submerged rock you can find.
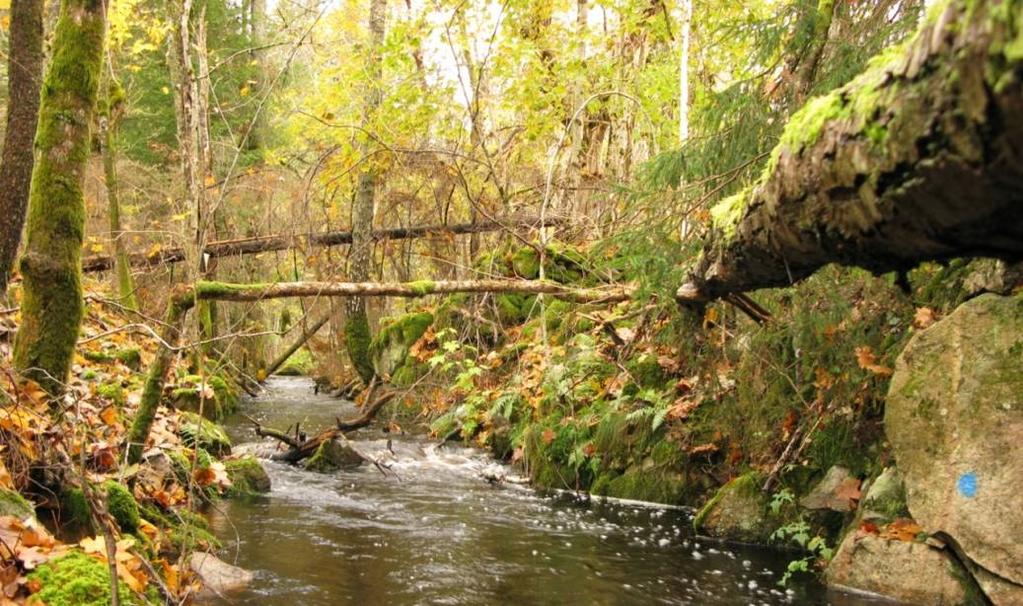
[189,552,253,597]
[886,293,1023,598]
[827,532,968,605]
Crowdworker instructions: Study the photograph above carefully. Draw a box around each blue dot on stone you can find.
[957,472,978,498]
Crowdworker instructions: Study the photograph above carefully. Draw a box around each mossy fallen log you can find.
[677,0,1023,303]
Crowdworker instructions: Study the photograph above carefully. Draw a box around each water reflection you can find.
[207,377,886,605]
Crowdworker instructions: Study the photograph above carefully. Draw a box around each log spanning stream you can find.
[208,377,880,605]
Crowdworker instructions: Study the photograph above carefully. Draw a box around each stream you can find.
[208,377,887,605]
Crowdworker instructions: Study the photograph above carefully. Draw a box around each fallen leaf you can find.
[855,346,892,376]
[880,518,924,542]
[913,307,937,329]
[541,428,556,445]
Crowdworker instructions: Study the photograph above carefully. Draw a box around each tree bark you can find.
[345,0,386,385]
[677,0,1023,304]
[0,0,45,294]
[81,215,567,272]
[13,0,106,396]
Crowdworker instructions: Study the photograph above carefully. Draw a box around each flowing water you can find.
[208,377,887,606]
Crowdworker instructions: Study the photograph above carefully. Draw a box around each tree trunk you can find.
[677,0,1023,304]
[126,286,193,463]
[0,0,45,294]
[345,0,386,385]
[100,81,138,310]
[13,0,107,396]
[246,0,267,151]
[677,0,692,143]
[261,314,329,379]
[81,215,568,272]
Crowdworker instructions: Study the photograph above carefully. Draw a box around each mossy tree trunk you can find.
[126,287,194,463]
[13,0,107,395]
[0,0,45,294]
[677,0,1023,304]
[345,0,386,385]
[99,80,138,310]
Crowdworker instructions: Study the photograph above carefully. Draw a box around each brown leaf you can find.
[834,477,862,505]
[880,518,924,542]
[913,307,937,329]
[855,346,892,376]
[541,429,556,445]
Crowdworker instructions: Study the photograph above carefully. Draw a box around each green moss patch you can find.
[27,551,142,605]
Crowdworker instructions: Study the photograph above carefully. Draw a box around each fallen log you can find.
[260,314,330,380]
[250,384,396,464]
[190,278,633,304]
[125,277,629,459]
[677,0,1023,304]
[83,214,568,273]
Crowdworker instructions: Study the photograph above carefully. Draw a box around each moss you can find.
[27,551,141,606]
[605,468,687,504]
[626,354,669,389]
[177,412,232,456]
[11,0,106,396]
[62,488,91,527]
[406,279,436,296]
[345,312,375,385]
[710,189,751,240]
[102,480,139,533]
[495,293,535,325]
[511,247,541,279]
[96,382,125,405]
[171,374,239,420]
[369,311,433,379]
[0,488,35,518]
[224,456,271,497]
[277,348,314,376]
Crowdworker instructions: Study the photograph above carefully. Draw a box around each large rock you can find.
[304,436,364,472]
[827,532,968,605]
[858,466,909,525]
[693,473,774,543]
[189,553,253,597]
[886,294,1023,595]
[800,465,859,513]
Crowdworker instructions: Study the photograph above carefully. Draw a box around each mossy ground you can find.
[27,552,144,605]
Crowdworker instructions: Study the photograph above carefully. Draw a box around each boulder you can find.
[304,436,364,472]
[827,532,969,605]
[858,466,909,525]
[177,412,232,456]
[0,488,35,519]
[800,465,860,513]
[886,294,1023,595]
[224,456,272,497]
[369,312,433,379]
[189,553,253,597]
[693,473,774,543]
